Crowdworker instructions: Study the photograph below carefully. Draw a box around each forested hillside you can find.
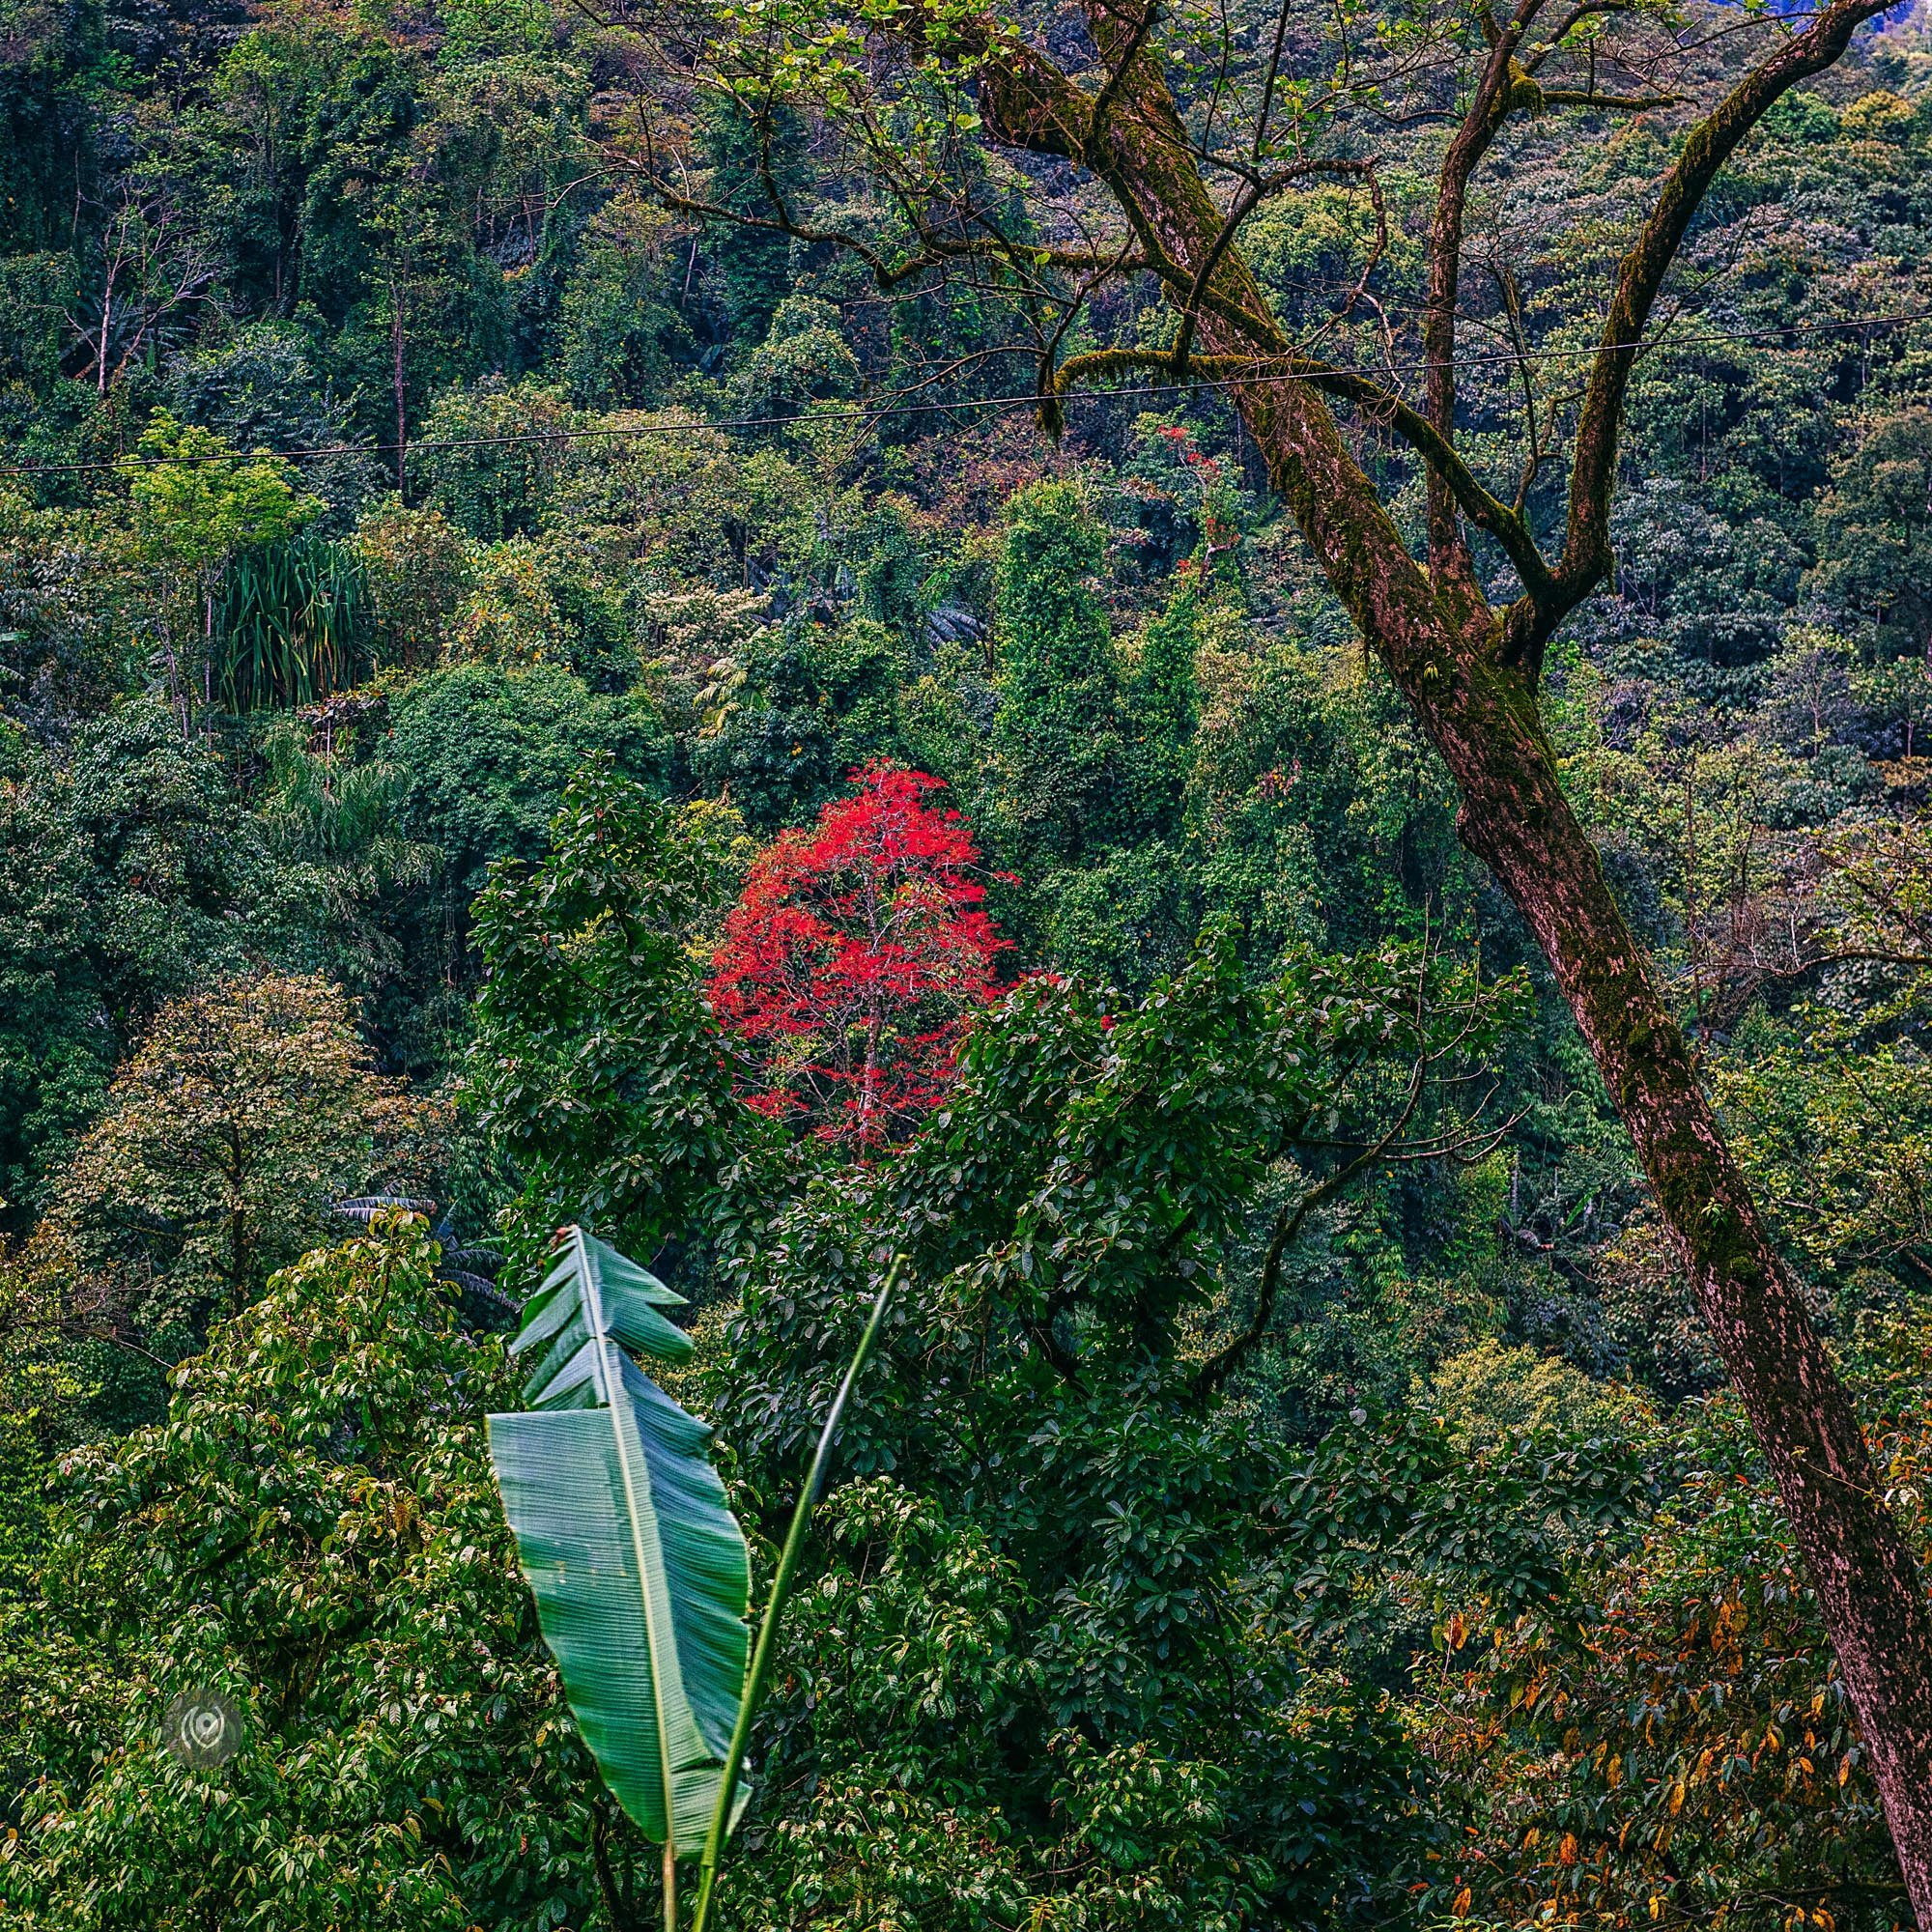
[3,0,1932,1922]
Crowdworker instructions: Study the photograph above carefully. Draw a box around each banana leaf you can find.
[488,1228,751,1851]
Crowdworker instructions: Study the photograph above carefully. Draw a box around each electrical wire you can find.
[5,303,1930,478]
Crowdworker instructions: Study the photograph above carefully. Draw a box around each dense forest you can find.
[3,0,1932,1922]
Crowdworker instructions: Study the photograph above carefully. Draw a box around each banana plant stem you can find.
[686,1251,908,1932]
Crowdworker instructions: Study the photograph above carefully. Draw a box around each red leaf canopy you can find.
[708,762,1009,1147]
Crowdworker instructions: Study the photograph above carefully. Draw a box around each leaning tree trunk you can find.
[1433,621,1932,1916]
[1088,103,1932,1904]
[1223,357,1932,1925]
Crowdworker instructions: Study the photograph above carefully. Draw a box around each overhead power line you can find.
[5,305,1930,479]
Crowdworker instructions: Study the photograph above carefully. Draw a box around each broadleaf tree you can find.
[0,1218,636,1932]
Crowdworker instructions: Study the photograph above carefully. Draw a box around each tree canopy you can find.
[4,0,1932,1920]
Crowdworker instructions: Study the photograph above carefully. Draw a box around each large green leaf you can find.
[488,1227,751,1851]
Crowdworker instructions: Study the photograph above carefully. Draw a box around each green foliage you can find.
[0,484,137,731]
[1127,586,1204,835]
[0,253,81,397]
[122,413,319,579]
[1422,1313,1932,1932]
[24,973,441,1390]
[0,0,99,259]
[0,703,260,1220]
[1186,630,1470,960]
[691,97,806,355]
[355,499,472,670]
[736,295,863,421]
[1044,838,1197,987]
[1717,1009,1932,1303]
[1431,1338,1646,1447]
[0,1217,630,1932]
[162,325,386,521]
[414,382,589,543]
[387,663,669,901]
[663,930,1529,1923]
[554,192,688,410]
[694,615,911,831]
[465,767,762,1267]
[1810,411,1932,663]
[4,1,1932,1919]
[989,481,1132,871]
[249,716,440,1009]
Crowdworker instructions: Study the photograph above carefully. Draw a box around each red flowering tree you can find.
[708,763,1009,1146]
